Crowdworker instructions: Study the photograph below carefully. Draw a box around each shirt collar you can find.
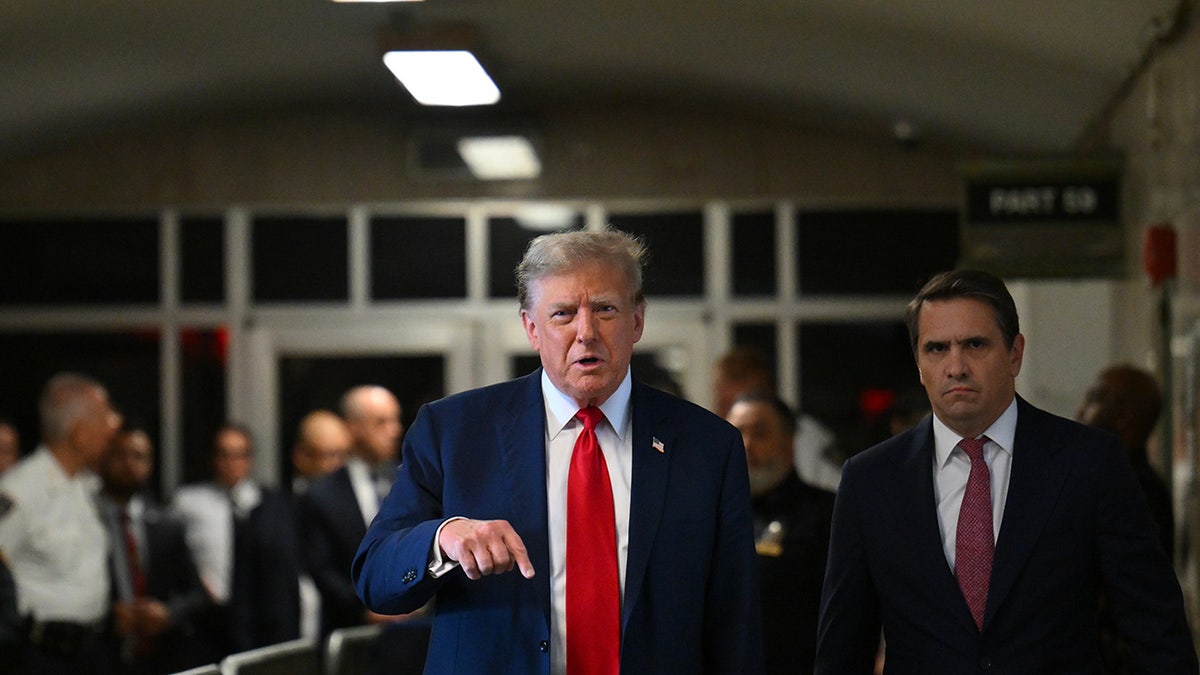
[932,397,1018,469]
[541,368,633,441]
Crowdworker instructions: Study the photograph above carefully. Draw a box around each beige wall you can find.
[0,101,962,211]
[1105,12,1200,642]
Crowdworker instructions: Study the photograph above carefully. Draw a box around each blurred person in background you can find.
[99,425,211,674]
[291,409,350,496]
[299,386,404,637]
[173,423,299,658]
[0,372,121,674]
[727,391,834,674]
[1077,364,1175,675]
[0,418,20,475]
[289,409,351,642]
[1077,365,1173,557]
[713,346,842,492]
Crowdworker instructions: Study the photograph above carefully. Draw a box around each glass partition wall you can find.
[0,201,957,495]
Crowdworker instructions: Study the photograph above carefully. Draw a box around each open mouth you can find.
[577,357,601,366]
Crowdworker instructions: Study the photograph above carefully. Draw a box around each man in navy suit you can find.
[816,269,1197,674]
[354,228,763,674]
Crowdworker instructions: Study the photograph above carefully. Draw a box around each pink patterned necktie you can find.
[566,406,620,675]
[955,436,993,631]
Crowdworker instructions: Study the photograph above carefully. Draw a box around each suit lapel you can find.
[984,397,1070,628]
[499,372,552,628]
[622,382,670,628]
[891,422,973,623]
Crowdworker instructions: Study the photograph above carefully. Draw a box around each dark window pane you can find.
[488,216,585,299]
[607,212,705,297]
[0,330,161,487]
[181,328,228,485]
[732,211,777,296]
[372,216,467,299]
[0,218,159,305]
[180,217,225,303]
[252,216,347,302]
[797,321,918,463]
[796,210,958,294]
[732,324,778,377]
[277,355,445,487]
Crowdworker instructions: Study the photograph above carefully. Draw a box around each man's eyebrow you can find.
[922,336,992,349]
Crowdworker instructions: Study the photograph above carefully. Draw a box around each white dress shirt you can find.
[0,446,109,622]
[172,479,261,604]
[345,456,382,527]
[932,399,1018,571]
[542,370,634,675]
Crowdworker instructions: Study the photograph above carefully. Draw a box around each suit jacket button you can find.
[539,640,549,653]
[402,568,418,583]
[978,656,992,669]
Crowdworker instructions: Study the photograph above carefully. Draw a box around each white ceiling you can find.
[0,0,1183,159]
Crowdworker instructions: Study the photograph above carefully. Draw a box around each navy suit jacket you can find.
[300,467,369,634]
[353,370,764,674]
[816,397,1197,675]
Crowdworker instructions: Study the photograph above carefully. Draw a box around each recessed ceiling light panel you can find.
[456,135,541,180]
[382,50,500,106]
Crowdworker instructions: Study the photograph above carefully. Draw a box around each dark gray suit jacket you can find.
[299,467,369,635]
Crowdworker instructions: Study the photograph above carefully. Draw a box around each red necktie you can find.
[121,508,148,598]
[955,436,993,630]
[121,507,153,656]
[566,406,620,675]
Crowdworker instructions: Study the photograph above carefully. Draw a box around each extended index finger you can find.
[503,528,535,579]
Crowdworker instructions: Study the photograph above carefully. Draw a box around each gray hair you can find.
[515,228,648,311]
[39,372,107,443]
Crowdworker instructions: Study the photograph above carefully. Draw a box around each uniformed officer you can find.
[0,372,122,674]
[727,392,836,675]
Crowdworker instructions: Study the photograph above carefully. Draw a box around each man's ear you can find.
[521,309,540,351]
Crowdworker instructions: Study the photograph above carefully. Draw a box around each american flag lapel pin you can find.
[652,437,665,453]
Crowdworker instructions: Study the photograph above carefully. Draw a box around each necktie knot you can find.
[958,436,987,462]
[576,406,604,431]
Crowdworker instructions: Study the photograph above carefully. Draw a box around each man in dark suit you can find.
[299,389,403,636]
[99,426,212,675]
[1077,364,1178,674]
[353,229,763,674]
[816,269,1197,674]
[727,392,834,675]
[173,424,300,657]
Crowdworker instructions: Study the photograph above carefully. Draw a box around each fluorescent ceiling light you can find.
[456,136,541,180]
[382,50,500,106]
[514,204,578,230]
